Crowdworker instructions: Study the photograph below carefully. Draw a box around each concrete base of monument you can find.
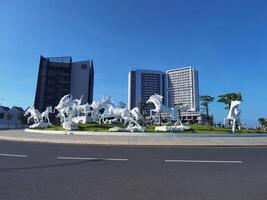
[109,125,146,132]
[62,122,79,131]
[155,125,191,132]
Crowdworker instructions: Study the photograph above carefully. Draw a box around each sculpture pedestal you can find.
[109,127,127,132]
[155,124,190,132]
[109,125,146,132]
[30,121,52,129]
[62,122,78,131]
[127,124,146,132]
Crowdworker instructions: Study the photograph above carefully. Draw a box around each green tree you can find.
[258,118,266,129]
[217,93,243,110]
[200,95,214,125]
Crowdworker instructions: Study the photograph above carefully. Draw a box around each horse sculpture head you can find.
[74,95,83,105]
[101,96,113,107]
[146,94,163,105]
[24,105,34,116]
[55,94,72,111]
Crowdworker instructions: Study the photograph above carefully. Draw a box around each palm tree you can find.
[200,95,214,125]
[258,118,266,130]
[217,93,242,111]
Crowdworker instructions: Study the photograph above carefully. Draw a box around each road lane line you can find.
[165,159,243,164]
[57,156,128,161]
[0,153,28,158]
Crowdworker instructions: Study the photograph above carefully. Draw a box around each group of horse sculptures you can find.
[24,93,243,133]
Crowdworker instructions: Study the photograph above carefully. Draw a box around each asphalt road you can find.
[0,141,267,200]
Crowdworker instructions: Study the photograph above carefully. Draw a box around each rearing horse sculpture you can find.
[146,94,178,123]
[226,100,241,133]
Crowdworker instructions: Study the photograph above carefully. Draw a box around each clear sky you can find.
[0,0,267,127]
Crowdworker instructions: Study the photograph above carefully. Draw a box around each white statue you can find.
[24,105,52,128]
[147,94,190,132]
[226,100,242,133]
[24,105,42,124]
[71,95,93,124]
[99,99,132,125]
[54,94,79,130]
[146,94,177,123]
[95,96,145,132]
[41,106,53,124]
[89,96,112,122]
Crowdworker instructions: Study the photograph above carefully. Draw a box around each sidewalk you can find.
[0,129,267,146]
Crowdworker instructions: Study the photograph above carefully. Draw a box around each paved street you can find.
[0,140,267,200]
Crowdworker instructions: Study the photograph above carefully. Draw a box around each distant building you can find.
[0,106,24,129]
[34,56,94,111]
[128,66,202,124]
[128,70,166,115]
[166,66,199,112]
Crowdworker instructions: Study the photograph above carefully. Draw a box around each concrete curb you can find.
[24,129,267,137]
[0,129,265,146]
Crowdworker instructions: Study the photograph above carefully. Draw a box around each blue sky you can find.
[0,0,267,127]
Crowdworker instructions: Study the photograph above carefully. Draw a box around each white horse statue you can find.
[54,94,74,113]
[130,107,145,123]
[24,105,52,128]
[41,106,53,123]
[98,97,144,128]
[54,94,79,130]
[226,100,242,133]
[73,95,92,117]
[146,94,178,123]
[24,105,42,124]
[99,97,132,125]
[89,96,113,122]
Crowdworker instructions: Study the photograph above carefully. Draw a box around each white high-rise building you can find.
[166,66,199,112]
[128,66,201,123]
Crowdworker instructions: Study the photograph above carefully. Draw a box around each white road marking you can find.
[57,156,128,161]
[165,159,243,164]
[0,153,28,158]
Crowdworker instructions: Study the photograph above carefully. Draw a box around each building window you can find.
[0,113,4,119]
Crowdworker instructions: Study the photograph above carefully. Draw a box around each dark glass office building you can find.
[128,70,166,115]
[34,56,94,111]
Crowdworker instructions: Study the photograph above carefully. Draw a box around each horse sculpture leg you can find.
[153,110,161,124]
[232,119,236,133]
[47,117,50,124]
[34,117,39,124]
[27,116,32,124]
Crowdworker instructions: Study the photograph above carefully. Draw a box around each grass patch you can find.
[78,123,114,132]
[34,123,267,134]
